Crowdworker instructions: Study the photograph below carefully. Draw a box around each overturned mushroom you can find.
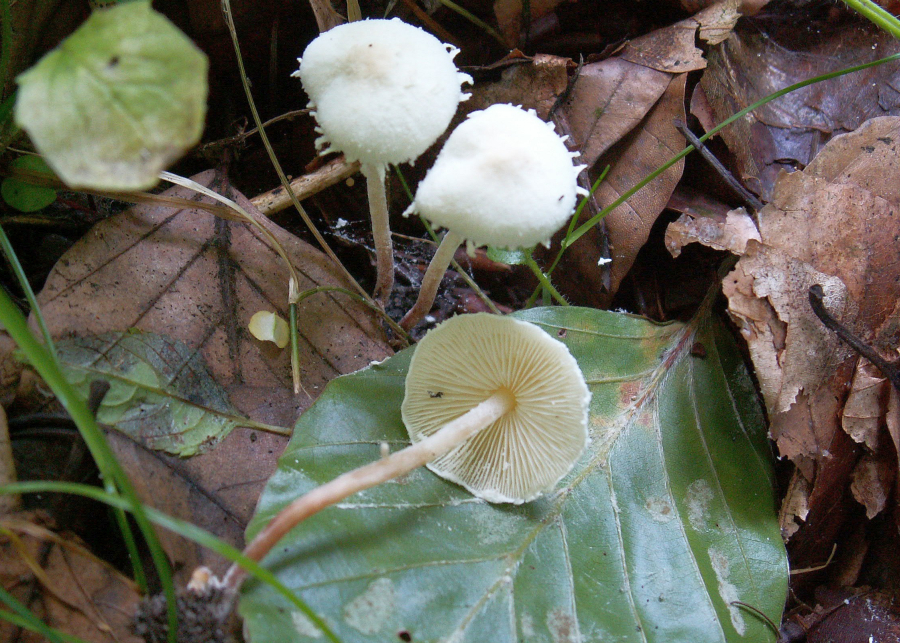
[294,19,471,305]
[400,103,586,330]
[224,313,590,589]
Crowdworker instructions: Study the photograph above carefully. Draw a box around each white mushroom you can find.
[403,313,591,502]
[225,313,589,588]
[400,103,586,330]
[295,19,471,305]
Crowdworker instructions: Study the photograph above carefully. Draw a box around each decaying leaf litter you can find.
[1,0,900,641]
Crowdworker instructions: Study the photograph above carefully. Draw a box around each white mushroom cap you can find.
[405,103,587,249]
[401,313,591,504]
[295,19,472,167]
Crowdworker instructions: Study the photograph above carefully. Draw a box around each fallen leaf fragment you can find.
[621,0,741,73]
[465,54,570,120]
[698,18,900,200]
[493,0,564,47]
[850,450,894,519]
[551,74,687,305]
[723,241,851,418]
[722,117,900,558]
[0,512,141,643]
[561,57,672,169]
[842,359,888,451]
[665,207,760,258]
[23,170,391,579]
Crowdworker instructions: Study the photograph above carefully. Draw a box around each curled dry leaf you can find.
[0,512,142,643]
[464,54,570,120]
[697,17,900,200]
[842,359,887,451]
[721,117,900,560]
[665,207,760,258]
[24,169,390,576]
[621,0,741,72]
[850,450,895,519]
[549,74,687,306]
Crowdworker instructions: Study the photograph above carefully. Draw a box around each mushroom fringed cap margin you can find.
[295,18,472,167]
[401,313,591,504]
[404,103,587,250]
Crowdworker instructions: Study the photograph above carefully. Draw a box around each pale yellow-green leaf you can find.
[14,1,208,190]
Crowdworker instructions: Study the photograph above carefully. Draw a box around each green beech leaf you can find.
[241,306,787,642]
[49,331,238,456]
[1,156,57,212]
[14,1,208,190]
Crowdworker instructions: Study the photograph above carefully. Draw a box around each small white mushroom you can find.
[400,104,586,330]
[403,313,591,502]
[295,19,471,305]
[225,313,589,588]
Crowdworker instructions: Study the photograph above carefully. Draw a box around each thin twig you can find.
[673,119,764,213]
[809,284,900,392]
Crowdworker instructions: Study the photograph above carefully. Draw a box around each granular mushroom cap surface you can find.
[402,313,591,504]
[296,18,471,167]
[406,103,586,249]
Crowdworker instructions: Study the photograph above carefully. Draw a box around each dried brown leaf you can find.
[699,18,900,199]
[0,512,141,643]
[664,207,760,258]
[620,1,740,73]
[25,170,390,575]
[465,54,570,120]
[561,57,671,169]
[493,0,564,48]
[724,118,900,556]
[723,241,851,420]
[549,74,687,306]
[850,450,894,519]
[842,359,888,451]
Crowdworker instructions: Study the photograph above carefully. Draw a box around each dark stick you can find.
[674,119,765,213]
[809,284,900,392]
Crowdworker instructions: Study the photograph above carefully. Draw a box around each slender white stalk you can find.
[224,388,515,589]
[400,230,464,331]
[362,163,394,307]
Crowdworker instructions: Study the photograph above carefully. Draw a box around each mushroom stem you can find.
[223,387,515,590]
[400,229,464,331]
[362,163,394,307]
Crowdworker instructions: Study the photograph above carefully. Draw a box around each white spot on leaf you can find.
[709,547,745,635]
[645,497,675,523]
[343,577,396,635]
[291,611,323,639]
[686,479,714,531]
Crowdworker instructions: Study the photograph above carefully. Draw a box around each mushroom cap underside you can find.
[401,313,591,504]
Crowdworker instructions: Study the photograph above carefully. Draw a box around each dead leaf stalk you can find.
[809,284,900,392]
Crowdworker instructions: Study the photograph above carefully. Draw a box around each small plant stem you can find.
[393,167,500,315]
[400,230,463,331]
[523,253,568,306]
[841,0,900,39]
[224,388,515,590]
[362,163,394,307]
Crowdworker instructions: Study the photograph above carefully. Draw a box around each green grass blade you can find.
[0,480,343,643]
[0,224,56,355]
[0,287,179,643]
[842,0,900,39]
[0,588,84,643]
[554,52,900,271]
